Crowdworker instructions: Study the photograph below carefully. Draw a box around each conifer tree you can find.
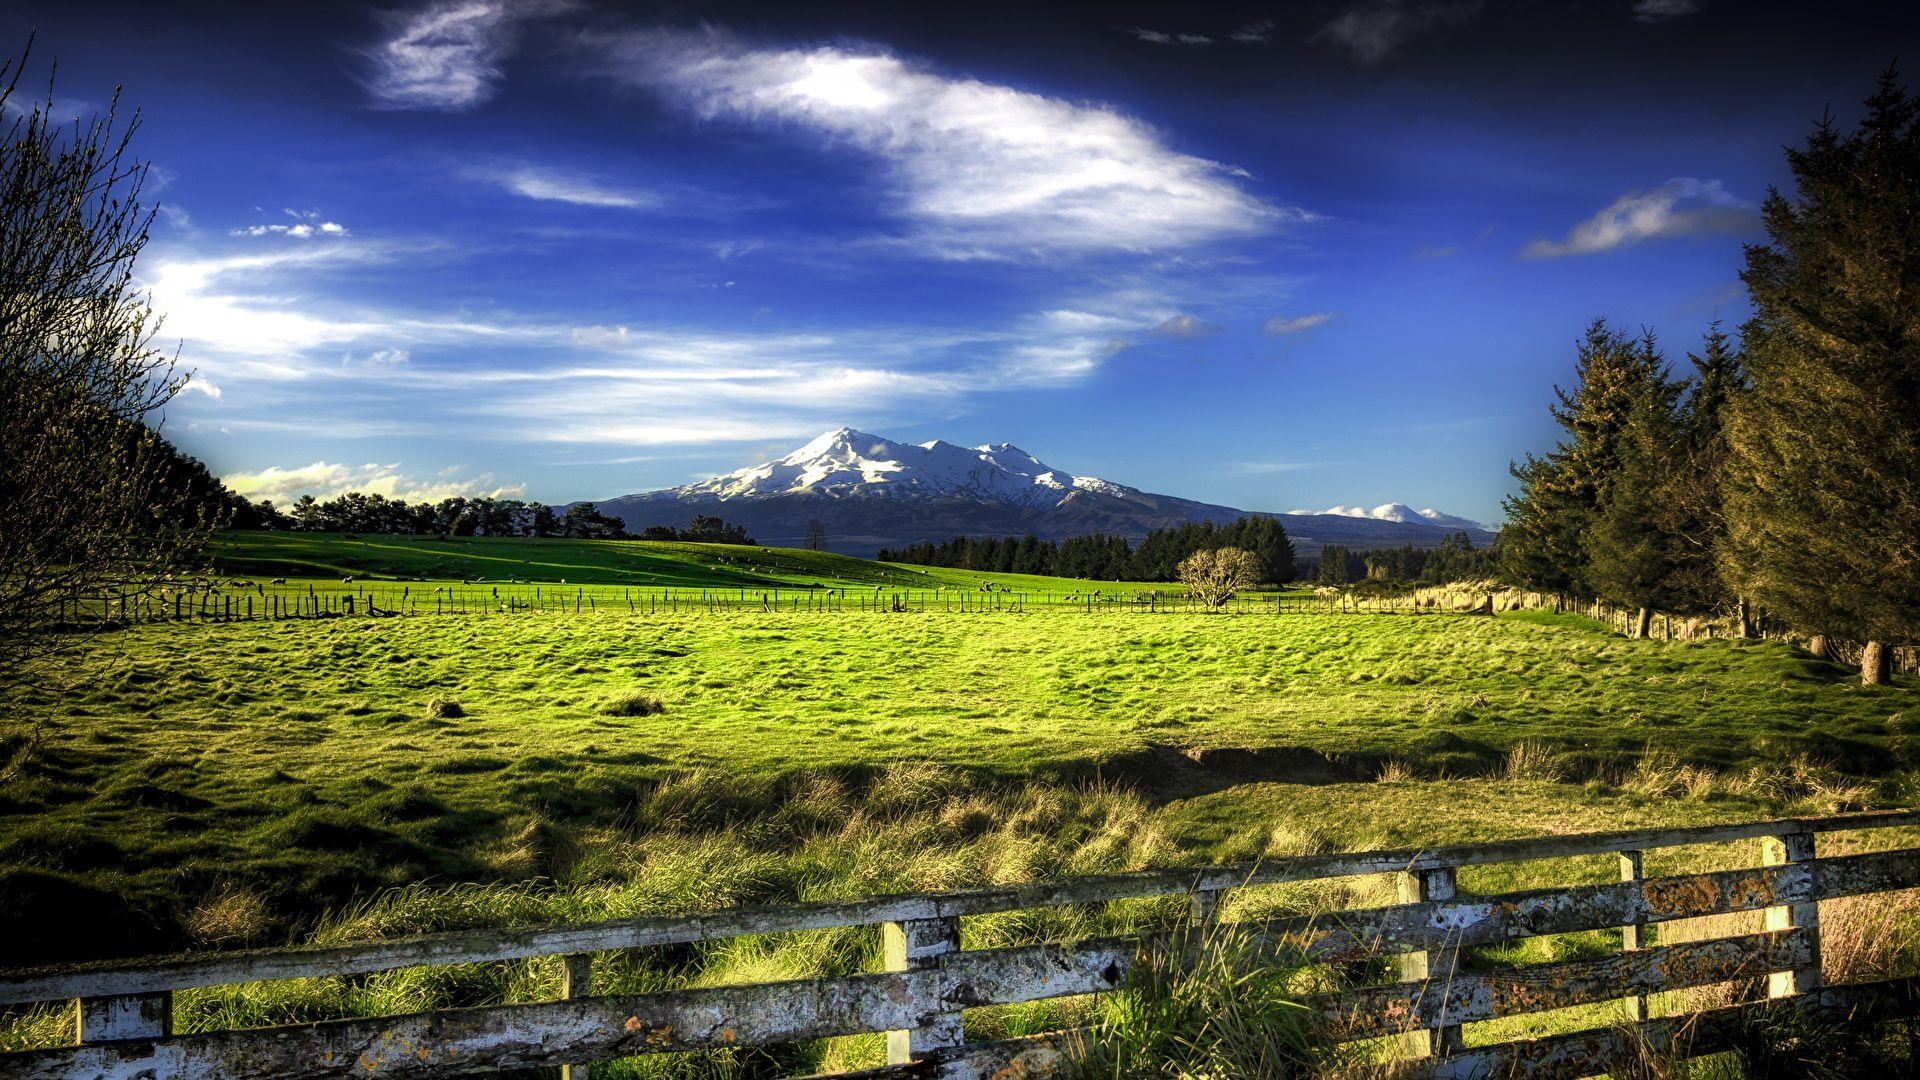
[1501,320,1669,599]
[1586,365,1685,636]
[1723,69,1920,684]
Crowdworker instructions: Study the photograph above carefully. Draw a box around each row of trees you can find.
[637,516,756,545]
[1500,71,1920,683]
[1313,533,1495,587]
[262,493,639,539]
[878,516,1297,585]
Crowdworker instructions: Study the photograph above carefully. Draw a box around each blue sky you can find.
[6,0,1912,526]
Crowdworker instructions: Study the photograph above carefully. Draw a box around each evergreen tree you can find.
[1501,320,1670,597]
[1586,370,1686,636]
[1723,69,1920,683]
[1660,324,1746,615]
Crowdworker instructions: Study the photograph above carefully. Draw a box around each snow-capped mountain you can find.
[1290,504,1487,532]
[592,428,1499,556]
[667,427,1131,508]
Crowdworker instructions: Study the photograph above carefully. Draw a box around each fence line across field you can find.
[5,810,1920,1079]
[52,580,1919,676]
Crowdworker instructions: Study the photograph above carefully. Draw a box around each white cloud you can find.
[222,461,527,504]
[1632,0,1702,22]
[481,164,659,208]
[1130,28,1213,46]
[1521,178,1754,259]
[231,221,348,238]
[1263,312,1334,335]
[1154,313,1221,339]
[141,241,531,375]
[360,0,569,110]
[1315,1,1484,68]
[605,32,1294,255]
[1230,22,1275,44]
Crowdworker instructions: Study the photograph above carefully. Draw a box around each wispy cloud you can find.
[1154,313,1221,339]
[1631,0,1702,23]
[603,32,1296,255]
[1230,21,1275,44]
[0,93,97,122]
[220,461,525,504]
[1129,27,1213,46]
[361,0,568,111]
[478,164,659,208]
[1315,1,1484,68]
[144,230,1177,448]
[1263,312,1334,335]
[1520,178,1754,259]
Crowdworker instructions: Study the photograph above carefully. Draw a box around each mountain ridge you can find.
[592,428,1497,557]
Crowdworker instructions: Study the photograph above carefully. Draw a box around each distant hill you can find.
[592,428,1498,556]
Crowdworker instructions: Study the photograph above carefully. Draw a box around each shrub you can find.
[425,698,464,719]
[1178,547,1263,609]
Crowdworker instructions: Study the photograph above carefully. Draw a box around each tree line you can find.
[1500,70,1920,684]
[244,494,757,545]
[878,516,1297,585]
[1314,533,1497,587]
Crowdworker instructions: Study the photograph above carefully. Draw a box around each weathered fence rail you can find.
[5,811,1919,1078]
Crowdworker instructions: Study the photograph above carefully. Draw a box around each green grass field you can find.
[4,538,1917,1074]
[206,530,1204,597]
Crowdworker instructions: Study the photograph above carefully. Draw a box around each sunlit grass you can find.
[2,594,1915,1073]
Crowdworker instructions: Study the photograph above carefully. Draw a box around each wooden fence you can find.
[49,582,1458,627]
[4,811,1920,1079]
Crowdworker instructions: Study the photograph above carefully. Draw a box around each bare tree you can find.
[804,519,827,551]
[0,45,210,688]
[1178,547,1261,609]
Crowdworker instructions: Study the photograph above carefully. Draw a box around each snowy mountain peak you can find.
[664,428,1131,507]
[1289,503,1487,531]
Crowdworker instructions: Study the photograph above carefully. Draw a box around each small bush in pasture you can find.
[600,691,666,718]
[424,697,464,719]
[185,884,270,948]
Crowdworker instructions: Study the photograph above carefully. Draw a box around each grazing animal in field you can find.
[342,576,354,584]
[269,578,286,585]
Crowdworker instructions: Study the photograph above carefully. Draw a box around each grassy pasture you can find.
[206,530,1197,597]
[3,565,1918,1073]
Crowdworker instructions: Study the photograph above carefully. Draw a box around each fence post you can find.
[883,916,962,1064]
[1397,865,1463,1057]
[75,991,170,1044]
[560,953,593,1080]
[1762,830,1821,998]
[1619,849,1648,1021]
[1190,886,1223,926]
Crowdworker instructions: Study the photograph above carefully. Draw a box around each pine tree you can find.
[1586,365,1685,636]
[1723,69,1920,684]
[1660,325,1746,616]
[1501,320,1671,598]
